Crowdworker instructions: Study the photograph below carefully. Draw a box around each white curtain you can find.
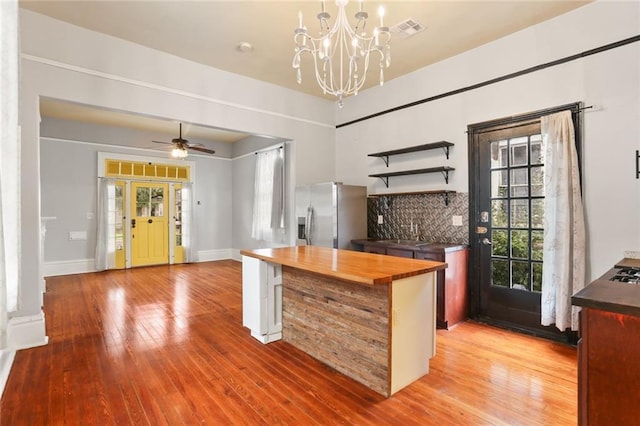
[251,148,285,242]
[95,178,116,271]
[181,182,198,263]
[1,0,21,349]
[541,110,586,331]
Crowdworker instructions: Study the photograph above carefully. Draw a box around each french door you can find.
[130,182,169,267]
[469,104,582,337]
[473,121,548,331]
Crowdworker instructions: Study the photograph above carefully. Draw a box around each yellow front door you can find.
[131,182,169,267]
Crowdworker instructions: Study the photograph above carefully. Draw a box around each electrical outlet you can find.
[452,215,463,226]
[377,215,384,225]
[624,250,640,259]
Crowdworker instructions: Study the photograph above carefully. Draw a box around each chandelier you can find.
[293,0,391,107]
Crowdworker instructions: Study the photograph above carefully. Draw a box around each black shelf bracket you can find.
[442,146,451,159]
[636,150,639,179]
[442,192,451,206]
[376,176,390,188]
[381,155,390,167]
[441,169,450,184]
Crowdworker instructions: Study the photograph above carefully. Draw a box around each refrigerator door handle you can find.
[306,206,313,245]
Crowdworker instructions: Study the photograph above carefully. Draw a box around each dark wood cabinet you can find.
[361,241,468,329]
[414,247,468,329]
[577,307,640,425]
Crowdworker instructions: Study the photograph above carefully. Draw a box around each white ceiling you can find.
[22,0,591,142]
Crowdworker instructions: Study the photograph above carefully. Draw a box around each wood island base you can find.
[241,246,445,397]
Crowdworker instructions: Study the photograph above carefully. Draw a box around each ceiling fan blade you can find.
[188,146,216,155]
[152,140,172,145]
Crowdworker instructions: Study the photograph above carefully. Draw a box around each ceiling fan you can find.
[152,123,216,158]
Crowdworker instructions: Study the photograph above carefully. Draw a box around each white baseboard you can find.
[44,258,96,277]
[197,249,233,262]
[8,312,48,351]
[0,348,16,399]
[230,249,243,262]
[44,250,238,276]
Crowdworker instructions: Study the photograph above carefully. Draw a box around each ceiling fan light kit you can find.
[293,0,391,107]
[152,123,216,159]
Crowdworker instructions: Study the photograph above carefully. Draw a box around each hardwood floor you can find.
[0,260,577,425]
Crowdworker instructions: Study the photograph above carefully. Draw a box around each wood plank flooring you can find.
[0,260,577,425]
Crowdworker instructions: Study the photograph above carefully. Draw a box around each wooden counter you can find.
[240,245,446,285]
[240,246,447,397]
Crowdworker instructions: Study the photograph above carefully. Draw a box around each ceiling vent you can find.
[390,18,426,39]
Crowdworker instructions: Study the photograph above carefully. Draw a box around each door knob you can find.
[148,219,153,224]
[482,238,492,245]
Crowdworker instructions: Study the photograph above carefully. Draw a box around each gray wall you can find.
[40,117,285,267]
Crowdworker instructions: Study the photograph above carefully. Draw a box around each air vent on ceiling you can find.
[390,18,426,39]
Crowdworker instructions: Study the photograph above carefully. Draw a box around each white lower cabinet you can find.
[241,255,282,344]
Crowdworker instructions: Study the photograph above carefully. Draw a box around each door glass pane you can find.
[510,169,528,196]
[530,134,544,164]
[175,187,182,246]
[531,199,544,228]
[510,199,529,228]
[492,230,508,257]
[532,263,543,292]
[491,200,508,227]
[150,187,164,217]
[510,139,528,166]
[511,261,530,290]
[492,259,509,287]
[491,170,508,197]
[531,166,544,196]
[490,140,508,168]
[532,230,544,260]
[510,230,529,259]
[136,187,149,216]
[115,185,124,251]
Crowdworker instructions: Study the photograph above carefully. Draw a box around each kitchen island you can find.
[240,246,447,397]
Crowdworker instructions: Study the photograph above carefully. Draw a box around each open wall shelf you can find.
[368,141,454,166]
[367,190,457,206]
[369,166,455,187]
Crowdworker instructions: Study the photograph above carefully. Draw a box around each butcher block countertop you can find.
[572,258,640,318]
[240,245,446,286]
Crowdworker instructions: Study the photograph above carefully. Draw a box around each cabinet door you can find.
[364,244,386,255]
[386,248,414,258]
[415,251,447,328]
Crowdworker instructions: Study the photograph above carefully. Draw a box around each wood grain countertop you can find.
[240,246,447,286]
[572,258,640,318]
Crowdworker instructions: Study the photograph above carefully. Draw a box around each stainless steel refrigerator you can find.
[295,182,367,249]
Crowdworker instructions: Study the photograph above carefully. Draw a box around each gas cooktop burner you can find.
[610,267,640,284]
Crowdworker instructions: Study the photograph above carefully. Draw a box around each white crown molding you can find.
[21,53,333,129]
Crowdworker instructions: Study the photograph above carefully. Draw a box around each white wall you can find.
[18,9,336,347]
[335,0,640,281]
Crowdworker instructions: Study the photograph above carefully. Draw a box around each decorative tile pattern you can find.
[367,193,469,244]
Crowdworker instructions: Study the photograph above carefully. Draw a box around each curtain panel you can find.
[0,0,20,349]
[540,110,586,331]
[251,148,285,242]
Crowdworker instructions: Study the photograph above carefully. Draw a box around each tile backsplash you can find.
[367,192,469,245]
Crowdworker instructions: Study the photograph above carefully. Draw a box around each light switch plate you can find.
[377,215,384,224]
[452,215,463,226]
